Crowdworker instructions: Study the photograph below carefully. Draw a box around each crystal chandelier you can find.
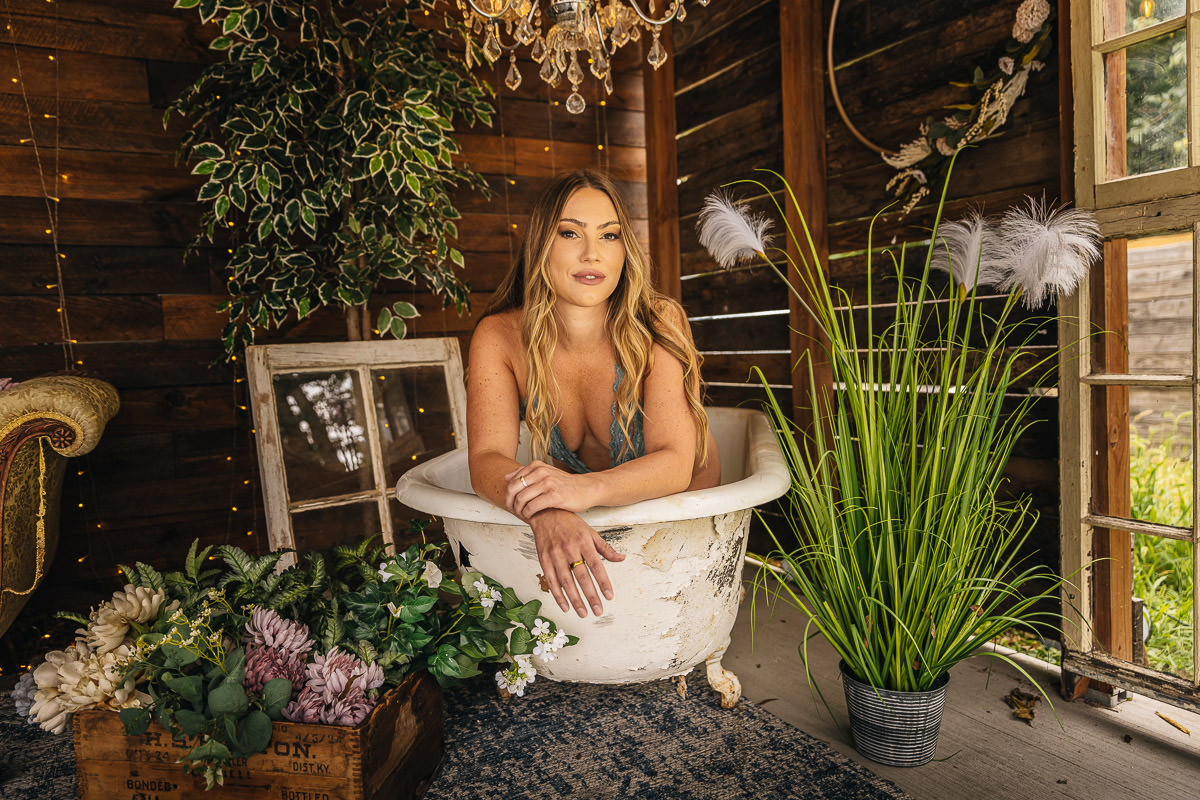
[451,1,709,114]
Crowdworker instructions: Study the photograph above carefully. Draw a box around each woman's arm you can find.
[465,313,524,508]
[466,314,624,619]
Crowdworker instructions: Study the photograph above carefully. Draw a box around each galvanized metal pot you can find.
[839,660,950,767]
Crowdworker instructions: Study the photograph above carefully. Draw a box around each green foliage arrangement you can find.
[21,535,572,790]
[697,169,1100,697]
[168,0,494,356]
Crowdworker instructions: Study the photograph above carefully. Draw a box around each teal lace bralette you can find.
[521,364,645,474]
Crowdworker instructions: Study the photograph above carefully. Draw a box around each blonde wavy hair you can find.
[482,170,710,468]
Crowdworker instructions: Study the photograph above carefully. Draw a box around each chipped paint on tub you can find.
[396,407,789,696]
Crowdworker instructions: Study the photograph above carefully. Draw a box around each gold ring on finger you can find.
[569,559,585,569]
[520,475,528,488]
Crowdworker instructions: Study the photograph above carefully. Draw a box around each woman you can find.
[467,170,720,620]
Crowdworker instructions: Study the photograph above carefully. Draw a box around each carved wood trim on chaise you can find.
[0,375,119,638]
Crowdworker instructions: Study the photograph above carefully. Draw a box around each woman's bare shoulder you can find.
[650,295,689,330]
[472,309,522,350]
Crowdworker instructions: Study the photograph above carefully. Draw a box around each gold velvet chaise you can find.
[0,375,119,638]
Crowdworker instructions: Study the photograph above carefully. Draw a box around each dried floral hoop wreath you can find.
[828,0,1056,216]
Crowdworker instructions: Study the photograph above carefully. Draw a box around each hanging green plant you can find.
[168,0,494,357]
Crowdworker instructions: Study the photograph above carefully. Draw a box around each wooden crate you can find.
[73,673,444,800]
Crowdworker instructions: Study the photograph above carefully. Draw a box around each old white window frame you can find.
[246,338,467,565]
[1062,0,1200,706]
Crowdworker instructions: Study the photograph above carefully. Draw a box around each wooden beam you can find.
[642,26,681,300]
[1090,237,1134,666]
[780,0,830,431]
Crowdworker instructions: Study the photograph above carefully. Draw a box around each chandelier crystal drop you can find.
[451,0,711,114]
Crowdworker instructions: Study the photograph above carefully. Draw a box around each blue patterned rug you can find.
[2,671,910,800]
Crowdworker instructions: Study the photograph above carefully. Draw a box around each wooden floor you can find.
[721,569,1200,800]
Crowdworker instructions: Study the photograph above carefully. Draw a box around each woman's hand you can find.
[504,460,597,518]
[528,509,625,618]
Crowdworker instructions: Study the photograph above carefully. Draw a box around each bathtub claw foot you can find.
[705,652,741,708]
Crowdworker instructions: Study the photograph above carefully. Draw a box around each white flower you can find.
[480,588,501,610]
[421,561,443,590]
[378,562,393,582]
[386,602,403,618]
[930,212,1005,291]
[882,136,931,169]
[696,192,774,269]
[472,578,488,597]
[495,668,527,697]
[531,618,551,638]
[84,585,167,655]
[998,56,1015,75]
[515,655,536,682]
[28,642,147,734]
[996,198,1101,308]
[495,656,537,697]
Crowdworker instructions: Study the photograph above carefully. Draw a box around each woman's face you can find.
[545,187,626,311]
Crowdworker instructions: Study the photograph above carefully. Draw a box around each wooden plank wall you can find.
[0,0,644,630]
[672,0,1065,572]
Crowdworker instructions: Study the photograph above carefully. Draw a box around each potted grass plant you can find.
[697,169,1100,767]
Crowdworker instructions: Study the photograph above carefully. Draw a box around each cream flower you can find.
[28,641,145,733]
[998,56,1015,75]
[1013,0,1051,42]
[84,585,168,654]
[421,560,443,589]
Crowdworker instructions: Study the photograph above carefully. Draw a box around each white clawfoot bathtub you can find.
[395,406,788,706]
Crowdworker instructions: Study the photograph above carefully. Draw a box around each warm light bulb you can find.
[1139,0,1155,17]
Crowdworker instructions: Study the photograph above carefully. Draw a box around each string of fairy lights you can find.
[3,0,74,371]
[0,1,261,634]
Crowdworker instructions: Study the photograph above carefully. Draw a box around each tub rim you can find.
[394,406,789,527]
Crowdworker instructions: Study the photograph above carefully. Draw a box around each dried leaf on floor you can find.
[1003,687,1041,725]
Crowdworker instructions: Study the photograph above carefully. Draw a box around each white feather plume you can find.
[696,192,774,269]
[929,212,1004,291]
[996,198,1101,308]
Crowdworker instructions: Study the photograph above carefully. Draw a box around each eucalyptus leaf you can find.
[119,707,152,736]
[174,708,209,737]
[207,681,249,716]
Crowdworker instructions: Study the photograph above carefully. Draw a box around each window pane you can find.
[1092,385,1193,527]
[290,501,383,555]
[1134,534,1194,679]
[372,366,458,485]
[273,370,375,502]
[1129,389,1193,526]
[1107,0,1185,35]
[1103,29,1188,179]
[1128,232,1193,375]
